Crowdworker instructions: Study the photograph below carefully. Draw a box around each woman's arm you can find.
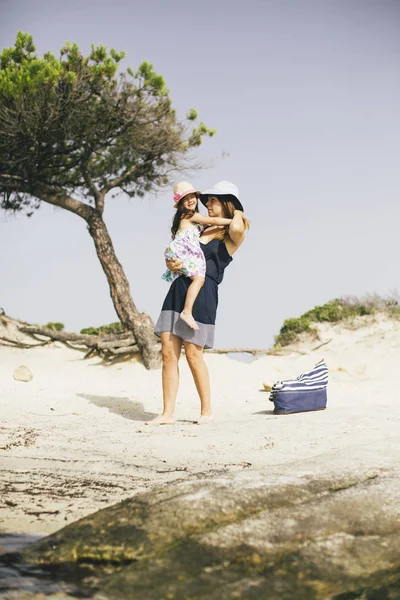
[190,213,232,226]
[228,210,246,247]
[165,257,184,272]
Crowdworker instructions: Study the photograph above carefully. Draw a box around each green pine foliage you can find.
[0,32,216,215]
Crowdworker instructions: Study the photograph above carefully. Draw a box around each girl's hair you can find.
[171,198,199,238]
[210,197,251,241]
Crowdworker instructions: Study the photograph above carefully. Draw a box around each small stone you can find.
[13,365,33,382]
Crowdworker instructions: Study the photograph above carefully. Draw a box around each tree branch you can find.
[35,185,93,221]
[81,150,105,214]
[1,175,93,221]
[101,164,137,194]
[82,167,105,214]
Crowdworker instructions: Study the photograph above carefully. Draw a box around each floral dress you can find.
[162,224,206,283]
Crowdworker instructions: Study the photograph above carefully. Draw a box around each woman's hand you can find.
[166,257,184,273]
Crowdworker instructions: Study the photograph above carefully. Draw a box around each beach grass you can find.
[274,293,400,347]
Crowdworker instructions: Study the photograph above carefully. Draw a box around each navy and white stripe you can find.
[271,361,328,393]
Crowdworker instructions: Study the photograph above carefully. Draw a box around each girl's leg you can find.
[180,276,205,331]
[184,341,213,424]
[145,332,182,425]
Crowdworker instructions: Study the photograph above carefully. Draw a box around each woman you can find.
[147,181,250,425]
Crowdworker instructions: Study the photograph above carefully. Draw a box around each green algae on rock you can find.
[16,450,400,599]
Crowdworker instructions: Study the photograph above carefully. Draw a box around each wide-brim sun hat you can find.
[199,180,244,212]
[173,181,200,208]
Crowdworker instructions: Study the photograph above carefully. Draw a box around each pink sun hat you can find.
[173,181,200,208]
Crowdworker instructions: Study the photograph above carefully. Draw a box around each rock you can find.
[12,439,400,599]
[13,365,33,382]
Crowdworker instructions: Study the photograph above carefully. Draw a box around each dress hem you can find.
[154,310,215,349]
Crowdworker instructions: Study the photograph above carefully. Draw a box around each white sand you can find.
[1,315,399,536]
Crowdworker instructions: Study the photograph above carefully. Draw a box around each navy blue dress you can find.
[154,239,233,348]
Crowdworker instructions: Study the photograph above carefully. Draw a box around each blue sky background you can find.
[0,0,399,348]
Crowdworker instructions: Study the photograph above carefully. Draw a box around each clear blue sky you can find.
[1,0,399,348]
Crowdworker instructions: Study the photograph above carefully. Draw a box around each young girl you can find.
[162,181,232,330]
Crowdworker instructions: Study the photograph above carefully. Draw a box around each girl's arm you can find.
[228,210,246,247]
[189,212,232,226]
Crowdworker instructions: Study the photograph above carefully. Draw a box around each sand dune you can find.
[1,314,399,535]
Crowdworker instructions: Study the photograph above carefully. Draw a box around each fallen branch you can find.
[0,336,51,349]
[204,348,270,356]
[107,344,140,355]
[19,325,133,347]
[312,338,332,351]
[97,337,136,350]
[84,347,99,359]
[13,322,272,360]
[14,323,161,361]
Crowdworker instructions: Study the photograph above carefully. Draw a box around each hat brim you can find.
[174,190,200,209]
[199,191,243,212]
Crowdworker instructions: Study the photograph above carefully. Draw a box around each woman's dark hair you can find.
[171,197,199,238]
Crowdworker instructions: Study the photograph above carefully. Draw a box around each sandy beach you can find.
[1,314,400,537]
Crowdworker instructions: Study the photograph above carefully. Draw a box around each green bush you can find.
[44,322,64,331]
[80,322,125,336]
[303,298,374,324]
[275,316,312,347]
[274,298,377,348]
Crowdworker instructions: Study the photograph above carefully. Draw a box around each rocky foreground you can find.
[1,313,400,597]
[6,438,400,599]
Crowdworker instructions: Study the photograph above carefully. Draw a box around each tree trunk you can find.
[86,210,161,369]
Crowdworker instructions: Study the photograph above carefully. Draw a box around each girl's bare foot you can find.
[145,414,175,426]
[180,311,199,330]
[196,414,214,425]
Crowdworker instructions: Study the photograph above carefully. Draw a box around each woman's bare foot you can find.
[196,414,214,425]
[145,414,175,426]
[180,310,199,330]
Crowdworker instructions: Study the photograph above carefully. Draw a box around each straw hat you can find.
[199,181,243,211]
[173,182,200,208]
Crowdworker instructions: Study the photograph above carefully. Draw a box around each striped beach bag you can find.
[269,361,328,415]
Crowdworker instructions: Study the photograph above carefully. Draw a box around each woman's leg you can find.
[180,276,205,331]
[145,332,182,425]
[184,341,213,423]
